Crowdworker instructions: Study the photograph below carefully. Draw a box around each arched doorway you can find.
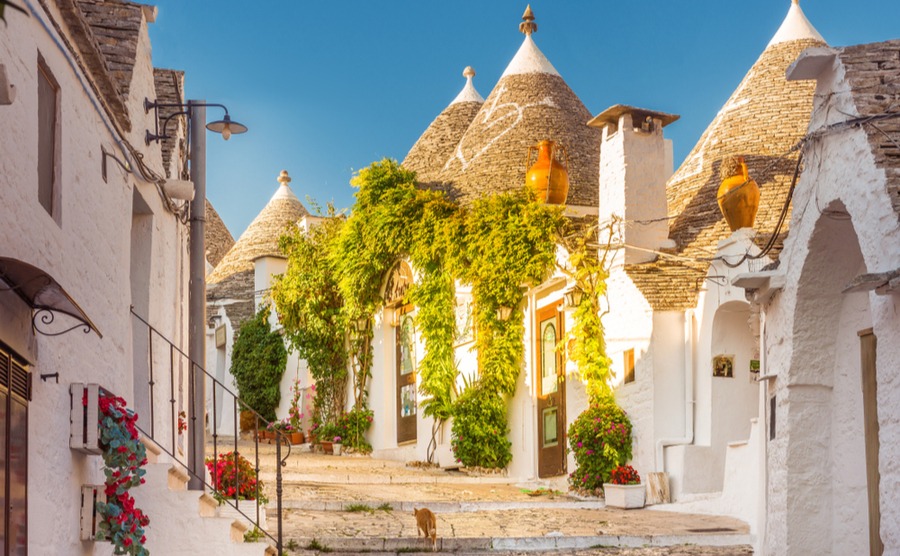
[783,201,878,554]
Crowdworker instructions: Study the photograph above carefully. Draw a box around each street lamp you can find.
[144,98,247,491]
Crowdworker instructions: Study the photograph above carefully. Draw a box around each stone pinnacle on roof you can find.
[206,169,308,284]
[451,66,485,105]
[503,7,559,77]
[769,0,825,46]
[519,5,537,35]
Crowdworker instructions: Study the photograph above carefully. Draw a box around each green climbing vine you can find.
[230,306,287,422]
[556,219,616,403]
[272,158,614,468]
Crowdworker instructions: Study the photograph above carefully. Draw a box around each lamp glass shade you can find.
[206,114,247,138]
[497,306,513,321]
[354,318,368,333]
[564,289,583,308]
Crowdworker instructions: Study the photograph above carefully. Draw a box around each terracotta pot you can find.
[320,441,334,455]
[717,156,760,232]
[526,140,569,204]
[290,432,305,445]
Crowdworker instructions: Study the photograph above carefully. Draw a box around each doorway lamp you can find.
[143,97,248,491]
[564,287,584,310]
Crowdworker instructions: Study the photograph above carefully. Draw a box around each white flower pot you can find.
[216,499,267,530]
[333,443,342,456]
[603,483,645,509]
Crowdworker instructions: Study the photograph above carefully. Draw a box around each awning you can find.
[0,257,102,338]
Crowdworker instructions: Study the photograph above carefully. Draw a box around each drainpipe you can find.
[655,309,695,472]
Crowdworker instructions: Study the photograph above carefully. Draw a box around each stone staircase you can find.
[133,438,276,556]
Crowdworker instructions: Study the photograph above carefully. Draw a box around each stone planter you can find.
[603,483,645,509]
[216,499,267,530]
[333,443,342,456]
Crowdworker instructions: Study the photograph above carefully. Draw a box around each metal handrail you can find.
[130,307,290,554]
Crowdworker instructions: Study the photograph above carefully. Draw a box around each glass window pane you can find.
[541,319,557,394]
[542,408,558,447]
[38,64,57,215]
[400,315,416,376]
[400,384,416,418]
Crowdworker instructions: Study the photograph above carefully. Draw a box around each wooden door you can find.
[859,329,882,555]
[536,303,566,477]
[396,308,417,444]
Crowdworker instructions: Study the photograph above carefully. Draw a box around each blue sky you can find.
[147,1,900,237]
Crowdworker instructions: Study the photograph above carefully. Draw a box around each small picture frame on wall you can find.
[713,354,734,378]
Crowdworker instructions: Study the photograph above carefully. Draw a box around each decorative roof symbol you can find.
[519,5,537,35]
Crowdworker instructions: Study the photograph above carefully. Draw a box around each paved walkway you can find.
[208,439,754,554]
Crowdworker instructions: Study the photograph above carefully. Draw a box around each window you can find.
[37,56,60,218]
[623,348,635,384]
[0,344,30,555]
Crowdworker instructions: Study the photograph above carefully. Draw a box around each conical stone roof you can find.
[403,67,484,186]
[207,170,309,285]
[436,10,600,207]
[204,200,235,270]
[627,0,827,311]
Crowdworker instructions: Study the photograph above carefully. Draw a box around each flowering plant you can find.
[567,398,633,494]
[177,410,187,434]
[91,391,150,555]
[333,436,342,444]
[609,465,641,485]
[288,378,304,431]
[205,451,269,505]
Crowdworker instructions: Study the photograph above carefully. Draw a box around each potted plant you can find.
[205,451,269,528]
[333,436,342,456]
[603,465,645,509]
[287,379,305,445]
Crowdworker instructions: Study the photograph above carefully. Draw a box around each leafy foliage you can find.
[567,399,633,494]
[450,385,512,469]
[459,192,564,395]
[272,212,347,425]
[94,392,150,556]
[556,220,616,402]
[230,306,287,422]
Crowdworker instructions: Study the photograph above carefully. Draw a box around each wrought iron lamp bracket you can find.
[32,305,94,337]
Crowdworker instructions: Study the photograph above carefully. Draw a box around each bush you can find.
[567,399,632,494]
[338,407,374,453]
[230,306,287,422]
[451,386,511,469]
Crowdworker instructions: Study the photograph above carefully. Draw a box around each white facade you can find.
[0,2,269,553]
[751,45,900,555]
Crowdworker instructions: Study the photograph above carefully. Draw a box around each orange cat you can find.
[413,507,437,552]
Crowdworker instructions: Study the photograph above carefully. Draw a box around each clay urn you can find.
[717,155,760,231]
[526,140,569,204]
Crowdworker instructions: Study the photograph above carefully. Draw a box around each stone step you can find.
[277,499,605,512]
[284,533,754,553]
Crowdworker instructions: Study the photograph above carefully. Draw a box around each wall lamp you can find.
[496,306,513,321]
[143,98,248,145]
[564,288,584,310]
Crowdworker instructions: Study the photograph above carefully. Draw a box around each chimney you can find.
[589,105,678,264]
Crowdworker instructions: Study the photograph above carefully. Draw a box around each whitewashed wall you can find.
[763,54,900,554]
[0,3,190,553]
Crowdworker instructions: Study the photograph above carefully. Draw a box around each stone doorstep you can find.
[281,500,607,512]
[291,534,753,552]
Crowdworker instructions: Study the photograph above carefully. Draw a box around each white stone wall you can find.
[0,3,191,553]
[763,55,900,554]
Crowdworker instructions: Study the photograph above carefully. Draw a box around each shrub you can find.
[230,306,287,422]
[338,407,374,453]
[450,386,511,469]
[567,399,633,494]
[205,451,269,505]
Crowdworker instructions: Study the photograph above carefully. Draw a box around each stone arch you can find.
[783,199,872,554]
